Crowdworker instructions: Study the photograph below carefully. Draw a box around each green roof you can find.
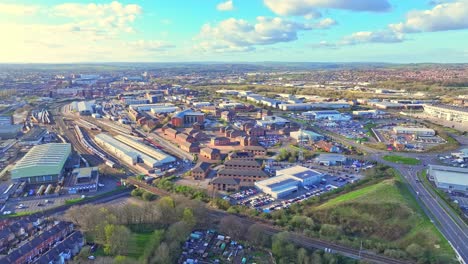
[11,143,71,180]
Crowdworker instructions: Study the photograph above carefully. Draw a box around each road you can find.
[330,130,468,263]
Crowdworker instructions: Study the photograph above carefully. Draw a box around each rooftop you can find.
[11,143,71,179]
[276,165,323,180]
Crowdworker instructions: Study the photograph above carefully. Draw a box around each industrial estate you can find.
[0,63,466,264]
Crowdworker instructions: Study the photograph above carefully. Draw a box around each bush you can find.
[142,192,156,201]
[131,188,144,197]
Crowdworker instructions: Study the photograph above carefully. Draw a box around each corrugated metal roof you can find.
[11,143,71,179]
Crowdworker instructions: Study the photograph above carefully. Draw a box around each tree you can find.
[219,215,246,240]
[142,191,156,201]
[103,224,132,256]
[297,248,310,264]
[141,230,165,263]
[272,232,296,262]
[131,188,144,197]
[167,221,192,244]
[153,242,171,264]
[246,224,270,247]
[182,208,196,227]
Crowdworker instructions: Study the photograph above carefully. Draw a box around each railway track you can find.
[126,178,412,264]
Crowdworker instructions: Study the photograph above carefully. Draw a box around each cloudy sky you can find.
[0,0,467,63]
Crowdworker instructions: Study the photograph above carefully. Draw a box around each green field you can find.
[313,177,455,263]
[127,232,154,259]
[383,155,421,165]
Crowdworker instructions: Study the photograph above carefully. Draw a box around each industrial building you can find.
[290,130,324,143]
[255,166,323,198]
[423,104,468,124]
[150,106,179,114]
[256,116,290,127]
[279,102,351,111]
[76,101,95,116]
[0,115,13,126]
[0,124,22,140]
[69,167,99,194]
[10,143,71,183]
[114,135,176,167]
[315,154,347,166]
[352,110,387,118]
[95,134,174,169]
[302,110,351,121]
[393,126,436,137]
[129,103,174,111]
[429,165,468,193]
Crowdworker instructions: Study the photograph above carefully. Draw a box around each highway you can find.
[326,129,468,264]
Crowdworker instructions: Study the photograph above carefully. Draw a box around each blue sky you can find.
[0,0,467,63]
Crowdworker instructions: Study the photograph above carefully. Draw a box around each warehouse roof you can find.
[11,143,71,180]
[276,166,323,180]
[430,165,468,186]
[114,135,176,165]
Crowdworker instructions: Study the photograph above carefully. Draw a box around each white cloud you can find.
[127,40,175,51]
[314,30,404,48]
[52,1,143,33]
[340,30,404,45]
[195,16,333,52]
[389,0,468,33]
[264,0,391,17]
[0,3,40,15]
[0,1,177,62]
[313,18,337,29]
[217,0,234,11]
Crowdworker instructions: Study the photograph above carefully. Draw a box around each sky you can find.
[0,0,467,63]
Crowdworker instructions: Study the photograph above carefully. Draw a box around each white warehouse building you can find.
[302,110,351,121]
[393,126,436,137]
[255,166,323,198]
[429,165,468,193]
[94,133,160,168]
[114,135,176,167]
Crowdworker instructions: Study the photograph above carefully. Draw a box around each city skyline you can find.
[0,0,467,63]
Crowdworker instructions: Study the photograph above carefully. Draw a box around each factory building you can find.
[129,103,174,111]
[429,165,468,193]
[11,143,71,183]
[290,130,324,143]
[315,154,347,166]
[302,110,351,121]
[393,126,436,137]
[423,104,468,124]
[95,134,175,169]
[69,167,99,194]
[150,106,179,114]
[279,102,351,111]
[255,166,323,198]
[114,135,176,167]
[76,101,95,116]
[0,115,13,126]
[256,116,290,128]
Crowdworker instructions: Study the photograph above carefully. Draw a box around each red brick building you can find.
[211,136,231,146]
[191,162,211,180]
[200,147,222,160]
[180,142,200,153]
[171,109,205,127]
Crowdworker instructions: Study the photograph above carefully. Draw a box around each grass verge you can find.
[383,155,421,165]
